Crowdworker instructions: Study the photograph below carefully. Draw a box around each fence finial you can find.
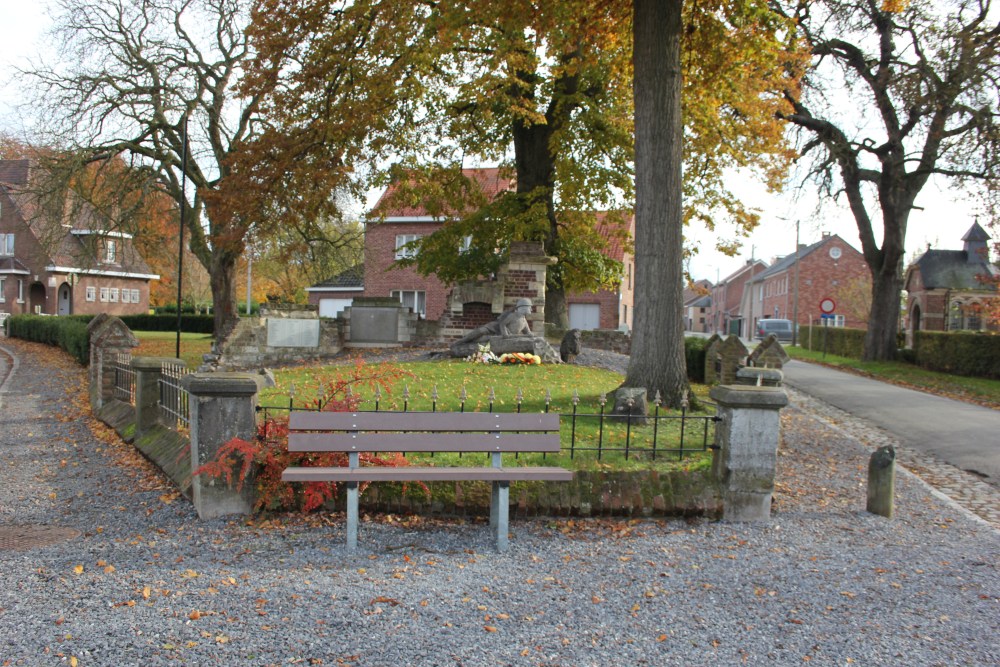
[572,389,580,406]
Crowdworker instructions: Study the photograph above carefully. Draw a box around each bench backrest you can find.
[288,411,561,454]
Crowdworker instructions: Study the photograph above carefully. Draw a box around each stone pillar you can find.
[87,315,138,411]
[719,335,749,385]
[497,241,557,332]
[183,373,260,519]
[704,333,722,384]
[710,384,789,521]
[133,357,185,437]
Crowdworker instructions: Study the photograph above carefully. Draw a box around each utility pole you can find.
[792,219,801,347]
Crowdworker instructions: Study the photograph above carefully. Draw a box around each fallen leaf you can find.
[189,610,202,620]
[73,565,84,575]
[484,626,498,633]
[657,634,668,642]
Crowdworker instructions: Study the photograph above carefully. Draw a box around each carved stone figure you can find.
[449,298,561,363]
[560,329,582,363]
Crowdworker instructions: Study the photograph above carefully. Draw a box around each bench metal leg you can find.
[346,481,359,551]
[493,481,509,552]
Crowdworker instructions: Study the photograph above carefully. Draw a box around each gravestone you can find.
[719,335,749,385]
[609,387,648,425]
[704,333,722,384]
[266,318,320,347]
[748,334,790,369]
[350,306,400,343]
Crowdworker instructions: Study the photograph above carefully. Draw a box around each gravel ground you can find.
[0,339,998,666]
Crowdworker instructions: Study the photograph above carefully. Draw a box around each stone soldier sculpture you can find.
[451,298,534,349]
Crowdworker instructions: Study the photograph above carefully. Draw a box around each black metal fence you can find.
[113,352,135,405]
[258,387,718,462]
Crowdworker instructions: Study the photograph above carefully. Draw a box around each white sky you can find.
[0,1,985,285]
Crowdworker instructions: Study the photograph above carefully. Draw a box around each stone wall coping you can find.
[182,372,260,397]
[133,356,186,371]
[736,367,784,382]
[710,385,789,409]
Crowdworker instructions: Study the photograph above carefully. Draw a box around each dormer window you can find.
[0,233,13,255]
[104,239,117,263]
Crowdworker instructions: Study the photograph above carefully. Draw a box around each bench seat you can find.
[282,465,574,483]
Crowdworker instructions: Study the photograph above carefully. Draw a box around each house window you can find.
[17,279,24,303]
[86,286,96,302]
[0,276,5,302]
[395,234,421,260]
[104,239,117,263]
[459,236,473,254]
[110,288,119,303]
[131,289,140,304]
[100,287,109,302]
[391,290,426,317]
[121,288,130,304]
[0,233,13,255]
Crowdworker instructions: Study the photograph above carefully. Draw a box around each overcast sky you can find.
[0,0,985,285]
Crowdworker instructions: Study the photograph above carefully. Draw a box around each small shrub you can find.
[684,336,707,384]
[7,315,91,365]
[913,330,1000,379]
[195,359,419,512]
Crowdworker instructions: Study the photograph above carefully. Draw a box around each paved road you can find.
[783,359,1000,487]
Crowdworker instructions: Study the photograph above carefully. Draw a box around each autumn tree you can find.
[774,0,1000,360]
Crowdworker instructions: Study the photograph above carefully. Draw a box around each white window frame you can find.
[394,234,421,260]
[110,288,119,303]
[121,288,131,303]
[0,233,13,256]
[17,279,24,303]
[0,276,5,302]
[459,235,473,254]
[131,289,140,304]
[85,286,96,302]
[104,239,117,263]
[391,289,426,317]
[100,287,109,302]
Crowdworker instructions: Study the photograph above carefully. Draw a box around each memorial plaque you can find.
[350,307,399,343]
[267,319,320,348]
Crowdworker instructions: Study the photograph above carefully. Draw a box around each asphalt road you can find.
[782,359,1000,487]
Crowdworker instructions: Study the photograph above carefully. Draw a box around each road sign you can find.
[819,297,836,314]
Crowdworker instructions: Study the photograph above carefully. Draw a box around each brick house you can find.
[683,278,713,333]
[903,222,999,342]
[0,159,159,317]
[745,232,869,332]
[305,264,364,319]
[351,167,634,331]
[707,260,768,337]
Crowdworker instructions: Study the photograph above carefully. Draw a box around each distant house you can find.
[357,167,634,331]
[305,264,364,319]
[0,159,158,317]
[904,222,999,342]
[683,278,713,333]
[745,232,869,332]
[707,260,768,337]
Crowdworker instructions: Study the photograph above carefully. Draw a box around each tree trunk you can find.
[864,259,903,362]
[210,248,240,352]
[512,119,568,327]
[624,0,689,408]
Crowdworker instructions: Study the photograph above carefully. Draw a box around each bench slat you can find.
[290,411,560,433]
[282,466,574,483]
[288,432,561,453]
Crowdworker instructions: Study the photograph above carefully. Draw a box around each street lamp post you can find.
[792,219,800,347]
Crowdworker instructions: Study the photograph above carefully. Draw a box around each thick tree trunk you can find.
[864,261,903,362]
[624,0,689,408]
[209,249,240,352]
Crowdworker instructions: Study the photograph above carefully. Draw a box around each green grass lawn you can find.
[261,358,715,473]
[133,330,213,368]
[786,345,1000,408]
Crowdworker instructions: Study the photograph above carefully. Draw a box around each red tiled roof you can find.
[372,167,514,218]
[592,212,634,262]
[0,160,30,186]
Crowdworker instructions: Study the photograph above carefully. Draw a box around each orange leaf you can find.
[484,626,498,633]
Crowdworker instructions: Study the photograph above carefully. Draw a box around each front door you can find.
[58,283,72,315]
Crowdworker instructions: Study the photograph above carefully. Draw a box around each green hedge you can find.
[685,336,707,384]
[801,325,868,359]
[7,315,91,365]
[118,313,214,334]
[914,331,1000,379]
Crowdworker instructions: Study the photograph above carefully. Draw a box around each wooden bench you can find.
[283,411,572,551]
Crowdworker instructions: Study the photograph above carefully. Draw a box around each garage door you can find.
[569,303,601,330]
[319,298,353,318]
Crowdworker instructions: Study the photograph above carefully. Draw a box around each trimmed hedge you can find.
[914,331,1000,379]
[7,315,91,365]
[684,336,707,384]
[118,313,214,334]
[800,325,868,358]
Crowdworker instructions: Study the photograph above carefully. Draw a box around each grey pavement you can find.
[783,358,1000,487]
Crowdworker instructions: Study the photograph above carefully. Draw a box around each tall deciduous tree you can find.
[623,0,687,406]
[774,0,1000,360]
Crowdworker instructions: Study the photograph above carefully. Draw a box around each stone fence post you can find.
[133,357,185,437]
[182,373,260,519]
[710,382,789,521]
[87,315,138,411]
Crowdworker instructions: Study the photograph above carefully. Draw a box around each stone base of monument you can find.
[450,335,561,364]
[609,387,649,425]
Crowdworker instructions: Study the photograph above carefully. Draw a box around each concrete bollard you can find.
[866,445,896,518]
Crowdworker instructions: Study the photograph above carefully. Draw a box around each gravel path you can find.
[0,339,997,666]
